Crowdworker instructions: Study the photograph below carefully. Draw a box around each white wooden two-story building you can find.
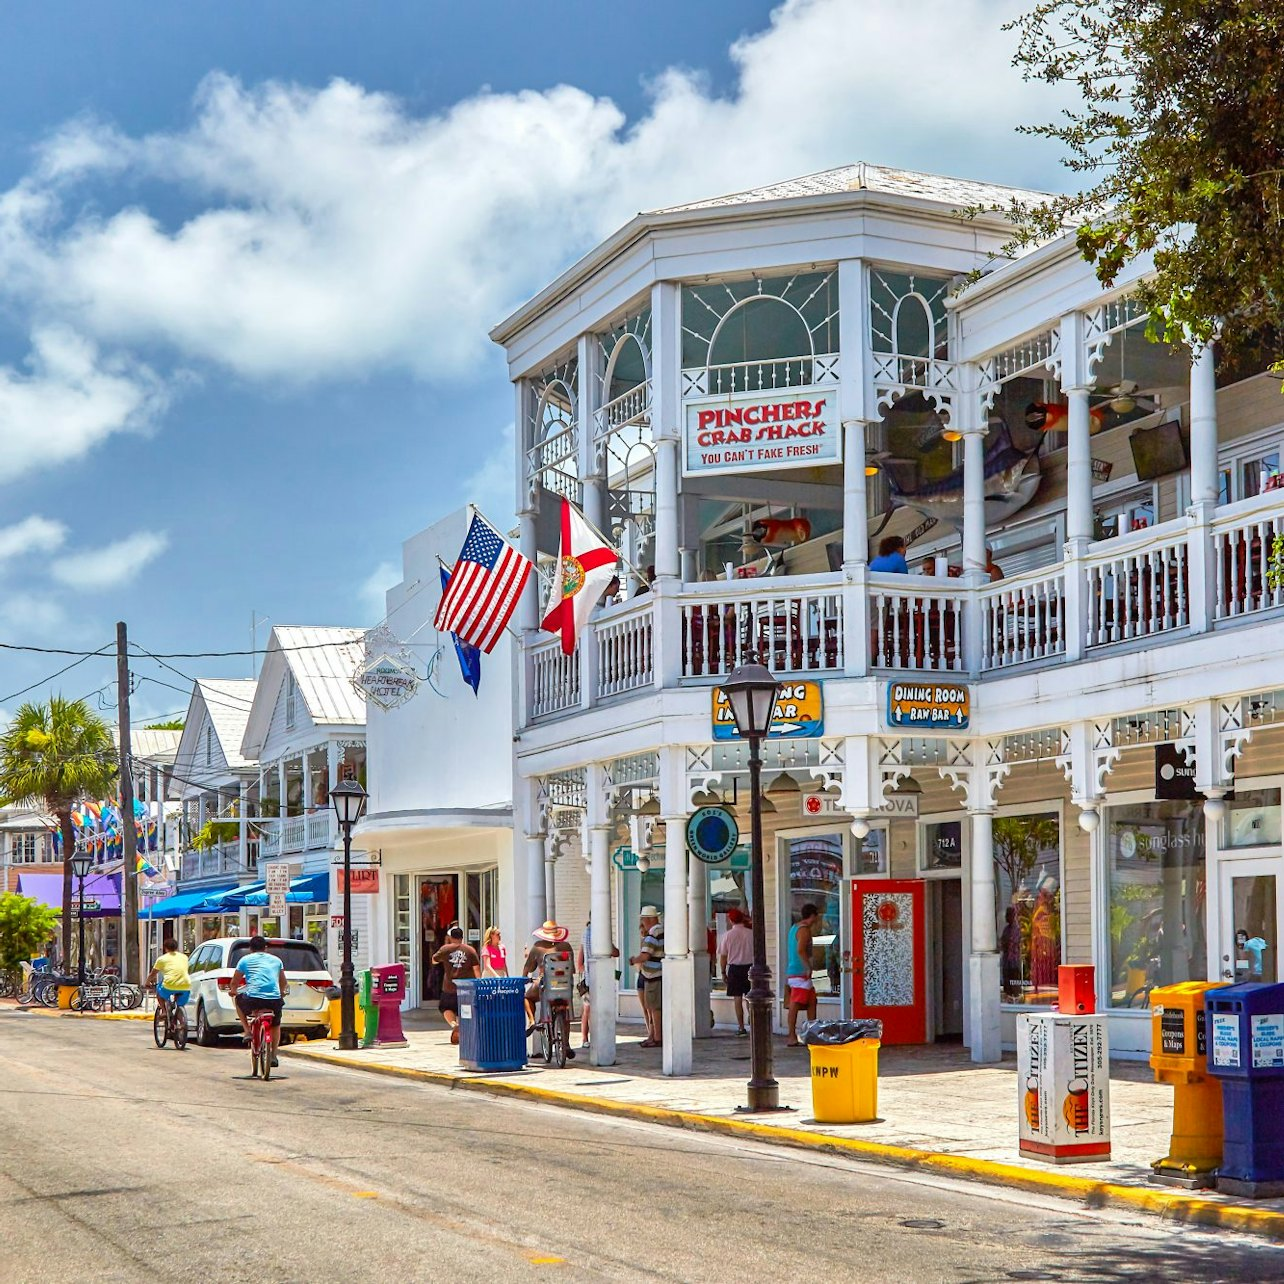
[491,162,1284,1074]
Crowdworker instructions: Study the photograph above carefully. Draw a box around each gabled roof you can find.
[648,163,1054,216]
[174,678,258,783]
[126,727,183,765]
[241,627,366,759]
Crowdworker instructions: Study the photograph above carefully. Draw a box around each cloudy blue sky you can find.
[0,0,1067,721]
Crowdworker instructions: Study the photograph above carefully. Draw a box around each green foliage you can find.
[144,720,184,731]
[1002,2,1284,356]
[0,893,60,973]
[192,819,240,850]
[0,696,119,960]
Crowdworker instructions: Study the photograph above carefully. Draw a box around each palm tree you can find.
[0,697,118,965]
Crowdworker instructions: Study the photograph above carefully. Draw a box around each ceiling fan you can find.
[1094,325,1163,414]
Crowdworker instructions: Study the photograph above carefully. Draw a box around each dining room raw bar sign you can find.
[684,389,841,476]
[886,682,969,730]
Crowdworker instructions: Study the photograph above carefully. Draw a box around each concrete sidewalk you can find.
[282,1022,1284,1239]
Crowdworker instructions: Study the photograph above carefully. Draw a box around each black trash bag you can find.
[799,1018,882,1045]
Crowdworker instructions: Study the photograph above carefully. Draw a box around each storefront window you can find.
[855,828,887,876]
[786,833,843,997]
[921,820,962,872]
[994,812,1061,1005]
[1106,800,1207,1009]
[1223,788,1282,850]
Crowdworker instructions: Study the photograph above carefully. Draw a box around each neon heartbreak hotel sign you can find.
[683,389,841,476]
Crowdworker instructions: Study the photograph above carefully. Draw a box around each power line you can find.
[0,645,113,703]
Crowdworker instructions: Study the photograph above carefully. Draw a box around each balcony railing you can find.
[869,576,964,673]
[597,599,654,696]
[520,492,1284,724]
[1212,490,1284,621]
[678,581,843,679]
[1085,518,1189,648]
[980,566,1065,671]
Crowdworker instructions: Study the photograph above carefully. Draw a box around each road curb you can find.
[282,1043,1284,1242]
[15,1006,151,1022]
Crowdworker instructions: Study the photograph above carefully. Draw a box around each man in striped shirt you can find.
[630,907,664,1048]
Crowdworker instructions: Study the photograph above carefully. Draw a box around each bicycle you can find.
[531,951,576,1069]
[152,991,188,1050]
[247,1008,275,1080]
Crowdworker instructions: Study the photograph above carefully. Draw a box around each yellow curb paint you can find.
[527,1255,565,1265]
[353,1192,380,1199]
[282,1043,1284,1241]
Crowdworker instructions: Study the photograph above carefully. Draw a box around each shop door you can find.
[1218,859,1281,984]
[851,879,927,1044]
[419,875,460,1005]
[930,879,964,1041]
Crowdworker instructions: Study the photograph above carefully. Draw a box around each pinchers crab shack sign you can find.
[684,389,841,476]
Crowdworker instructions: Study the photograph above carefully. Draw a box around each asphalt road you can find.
[1,1010,1281,1283]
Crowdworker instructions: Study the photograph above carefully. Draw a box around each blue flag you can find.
[439,564,482,695]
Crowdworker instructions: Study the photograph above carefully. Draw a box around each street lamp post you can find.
[70,842,94,988]
[329,777,368,1052]
[722,657,782,1112]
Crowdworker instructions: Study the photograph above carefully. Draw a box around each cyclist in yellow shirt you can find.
[146,938,193,1017]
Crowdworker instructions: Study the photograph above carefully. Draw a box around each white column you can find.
[543,832,559,923]
[302,753,313,815]
[578,332,606,532]
[1066,386,1094,547]
[688,853,712,1037]
[661,813,693,1074]
[651,280,681,584]
[967,803,1001,1064]
[654,438,680,582]
[586,764,617,1065]
[1059,313,1093,663]
[842,419,870,567]
[238,780,249,874]
[1189,341,1219,509]
[277,761,288,817]
[961,424,987,577]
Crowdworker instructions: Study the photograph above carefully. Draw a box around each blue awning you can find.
[139,885,236,920]
[241,872,330,906]
[198,881,265,911]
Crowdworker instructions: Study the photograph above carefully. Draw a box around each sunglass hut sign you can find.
[684,390,841,477]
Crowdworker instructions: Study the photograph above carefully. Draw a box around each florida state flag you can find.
[541,498,618,655]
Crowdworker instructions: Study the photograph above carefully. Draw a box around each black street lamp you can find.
[329,776,368,1051]
[70,842,94,988]
[722,657,781,1112]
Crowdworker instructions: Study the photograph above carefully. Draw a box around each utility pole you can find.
[117,621,140,984]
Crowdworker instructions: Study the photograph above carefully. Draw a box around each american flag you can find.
[434,512,532,653]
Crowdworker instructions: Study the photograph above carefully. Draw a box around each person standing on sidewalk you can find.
[718,908,754,1036]
[785,904,819,1047]
[432,925,480,1045]
[630,907,664,1048]
[481,926,508,977]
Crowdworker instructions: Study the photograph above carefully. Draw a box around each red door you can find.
[851,879,927,1044]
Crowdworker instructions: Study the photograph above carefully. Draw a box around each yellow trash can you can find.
[57,985,76,1010]
[327,997,365,1040]
[808,1038,880,1124]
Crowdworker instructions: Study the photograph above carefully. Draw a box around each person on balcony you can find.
[986,548,1005,582]
[869,536,909,574]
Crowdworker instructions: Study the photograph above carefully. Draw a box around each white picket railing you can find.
[599,381,651,433]
[1212,491,1284,620]
[530,636,581,718]
[869,575,965,672]
[305,812,334,851]
[596,600,654,697]
[682,353,838,398]
[980,567,1066,670]
[677,580,843,678]
[1085,519,1189,647]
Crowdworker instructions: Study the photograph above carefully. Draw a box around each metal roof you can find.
[270,626,367,726]
[196,678,258,771]
[647,162,1054,216]
[125,727,184,765]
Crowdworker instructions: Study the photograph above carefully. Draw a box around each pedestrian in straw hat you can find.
[522,921,576,1059]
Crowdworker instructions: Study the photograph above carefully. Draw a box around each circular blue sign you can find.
[686,807,740,864]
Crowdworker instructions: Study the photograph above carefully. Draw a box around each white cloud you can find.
[0,515,67,564]
[0,327,170,482]
[359,559,402,623]
[0,591,71,638]
[50,529,169,590]
[0,0,1063,389]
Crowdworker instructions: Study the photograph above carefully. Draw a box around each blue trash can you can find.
[456,977,528,1072]
[1205,981,1284,1197]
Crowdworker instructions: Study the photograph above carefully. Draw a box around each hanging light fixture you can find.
[691,788,721,808]
[767,771,800,795]
[896,775,922,794]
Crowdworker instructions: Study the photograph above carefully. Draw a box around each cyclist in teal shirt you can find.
[229,935,287,1067]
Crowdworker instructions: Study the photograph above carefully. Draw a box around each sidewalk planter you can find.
[456,977,527,1072]
[1206,982,1284,1199]
[1148,981,1226,1187]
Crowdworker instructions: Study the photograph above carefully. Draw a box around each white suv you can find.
[188,937,333,1046]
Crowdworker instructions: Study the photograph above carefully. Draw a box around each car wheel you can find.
[195,1001,219,1047]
